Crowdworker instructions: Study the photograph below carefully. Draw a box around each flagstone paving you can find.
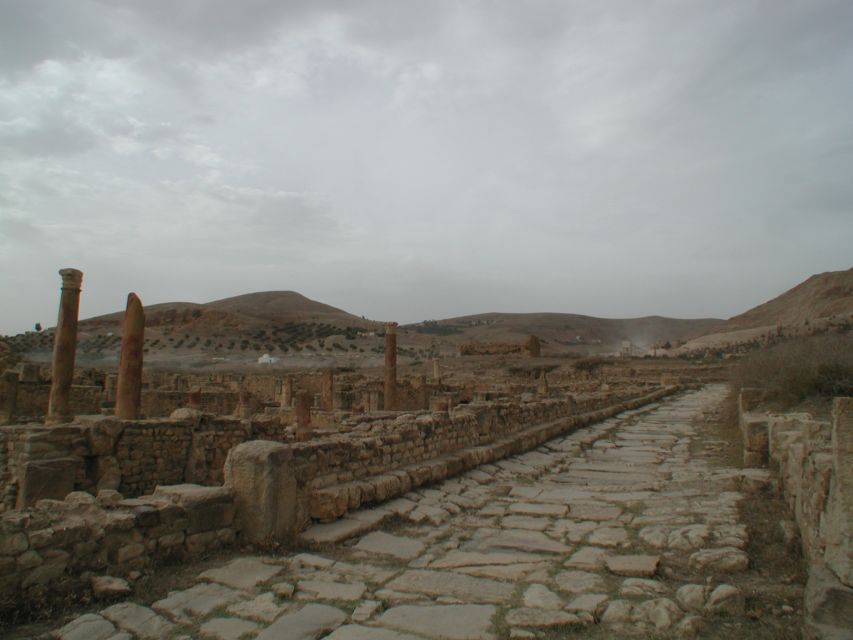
[47,385,804,639]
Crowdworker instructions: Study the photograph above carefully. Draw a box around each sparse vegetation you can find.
[730,334,853,411]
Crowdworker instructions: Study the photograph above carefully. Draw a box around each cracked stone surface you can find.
[45,386,796,639]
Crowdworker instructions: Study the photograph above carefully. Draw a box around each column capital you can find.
[384,322,398,334]
[59,268,83,290]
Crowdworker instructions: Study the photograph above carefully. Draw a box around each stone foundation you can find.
[738,392,853,639]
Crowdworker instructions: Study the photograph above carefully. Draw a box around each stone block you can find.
[153,484,235,534]
[16,457,78,509]
[222,440,298,546]
[804,563,853,638]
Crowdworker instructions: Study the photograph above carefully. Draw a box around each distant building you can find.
[257,353,279,365]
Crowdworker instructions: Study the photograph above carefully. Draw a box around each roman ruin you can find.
[45,268,83,425]
[114,293,145,420]
[0,270,850,640]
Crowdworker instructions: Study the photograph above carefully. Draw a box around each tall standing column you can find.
[384,322,397,411]
[281,376,293,409]
[320,370,334,411]
[294,390,312,441]
[115,293,145,419]
[46,268,83,425]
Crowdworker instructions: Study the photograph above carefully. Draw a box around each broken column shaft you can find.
[384,322,398,411]
[46,268,83,424]
[115,293,145,420]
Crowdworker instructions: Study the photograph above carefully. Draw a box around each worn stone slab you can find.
[226,592,286,623]
[505,608,581,628]
[508,502,568,517]
[588,526,629,547]
[299,518,378,546]
[297,579,367,601]
[522,584,564,610]
[385,570,514,604]
[455,562,550,581]
[430,550,547,569]
[619,578,670,598]
[378,604,496,640]
[153,582,245,623]
[566,593,609,617]
[101,603,175,640]
[605,555,661,577]
[54,613,117,640]
[565,546,609,571]
[323,625,425,640]
[199,617,260,640]
[355,531,425,560]
[255,603,347,640]
[476,529,571,554]
[199,557,283,591]
[554,570,606,594]
[688,547,749,572]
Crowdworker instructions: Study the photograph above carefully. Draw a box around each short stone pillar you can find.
[320,370,334,411]
[223,441,299,545]
[433,358,441,383]
[280,377,293,409]
[236,388,256,419]
[19,363,39,383]
[115,293,145,420]
[295,390,312,441]
[526,335,541,358]
[187,386,202,410]
[538,371,549,396]
[46,268,83,425]
[384,322,398,411]
[104,374,118,404]
[1,370,18,425]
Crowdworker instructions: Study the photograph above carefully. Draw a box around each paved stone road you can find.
[52,385,781,640]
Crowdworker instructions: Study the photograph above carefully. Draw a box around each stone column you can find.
[1,371,18,425]
[46,268,83,425]
[384,322,397,411]
[281,377,293,409]
[104,374,118,404]
[115,293,145,420]
[538,371,549,396]
[294,390,312,441]
[187,386,202,410]
[433,358,441,383]
[320,370,334,411]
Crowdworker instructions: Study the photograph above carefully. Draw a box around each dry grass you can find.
[729,333,853,413]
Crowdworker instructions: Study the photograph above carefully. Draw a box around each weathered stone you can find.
[323,625,423,640]
[351,600,381,623]
[378,604,496,640]
[619,577,670,598]
[199,617,260,640]
[605,554,660,577]
[101,602,175,640]
[565,546,608,570]
[255,603,346,640]
[152,582,245,623]
[199,557,282,591]
[115,293,144,420]
[46,268,83,424]
[16,457,78,509]
[504,608,580,628]
[297,579,366,601]
[675,584,708,612]
[226,592,285,623]
[522,584,563,610]
[688,547,749,572]
[385,569,514,604]
[152,484,234,533]
[554,570,606,594]
[634,597,683,630]
[354,531,424,560]
[705,584,744,615]
[53,613,117,640]
[565,593,609,618]
[91,575,132,600]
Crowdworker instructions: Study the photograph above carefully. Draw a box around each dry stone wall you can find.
[738,392,853,639]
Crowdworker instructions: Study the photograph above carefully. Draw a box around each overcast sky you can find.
[1,0,852,334]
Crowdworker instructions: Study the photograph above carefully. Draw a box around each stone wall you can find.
[0,484,236,613]
[0,384,677,612]
[139,390,239,419]
[738,393,853,639]
[0,381,102,424]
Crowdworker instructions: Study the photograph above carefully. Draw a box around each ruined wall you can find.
[738,394,853,639]
[0,485,236,612]
[0,382,102,423]
[139,390,239,418]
